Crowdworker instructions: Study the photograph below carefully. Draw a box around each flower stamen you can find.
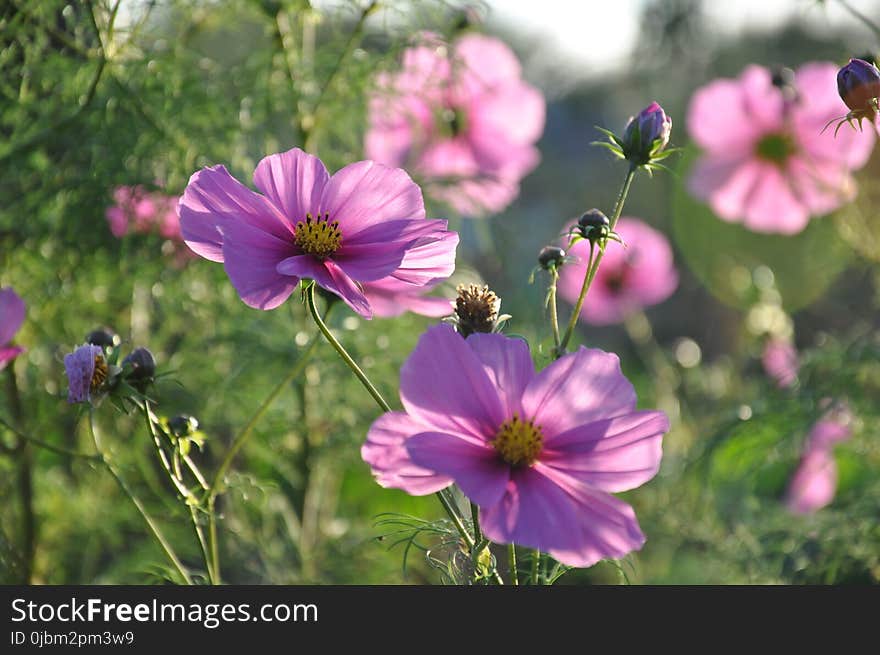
[294,212,342,258]
[492,414,544,467]
[91,355,108,391]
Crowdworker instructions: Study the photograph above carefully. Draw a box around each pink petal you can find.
[252,147,330,222]
[468,81,546,147]
[687,156,762,221]
[453,34,523,93]
[786,156,855,217]
[321,160,425,238]
[219,220,299,311]
[0,287,26,346]
[0,345,24,371]
[465,333,535,419]
[522,346,637,437]
[383,230,459,286]
[399,325,505,441]
[785,449,837,514]
[479,466,646,568]
[540,410,668,493]
[406,431,509,506]
[324,261,373,318]
[687,79,761,155]
[179,165,292,262]
[742,164,810,234]
[361,412,452,495]
[362,283,452,318]
[739,65,785,132]
[334,219,450,283]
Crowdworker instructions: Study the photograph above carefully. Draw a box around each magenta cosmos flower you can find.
[0,287,26,371]
[179,147,457,318]
[687,63,876,234]
[361,230,458,318]
[558,218,678,326]
[361,325,668,567]
[785,410,852,514]
[366,33,545,217]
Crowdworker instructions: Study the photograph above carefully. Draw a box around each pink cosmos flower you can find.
[361,231,458,318]
[366,33,545,217]
[64,344,106,404]
[762,338,799,388]
[361,324,669,567]
[558,218,678,326]
[785,410,852,514]
[107,186,187,241]
[179,147,457,318]
[0,287,26,371]
[687,63,876,234]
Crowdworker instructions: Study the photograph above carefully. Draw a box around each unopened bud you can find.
[122,347,156,392]
[622,102,672,166]
[538,246,566,271]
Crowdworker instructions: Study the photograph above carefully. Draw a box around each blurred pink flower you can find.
[361,231,458,318]
[785,448,838,514]
[366,33,545,217]
[687,63,875,234]
[785,409,852,514]
[0,287,26,371]
[179,147,457,318]
[762,338,799,388]
[558,218,678,325]
[362,324,668,568]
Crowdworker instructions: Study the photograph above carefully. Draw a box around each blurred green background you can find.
[1,0,878,584]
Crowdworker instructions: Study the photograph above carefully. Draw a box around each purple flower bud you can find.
[85,327,120,350]
[576,208,610,242]
[837,58,880,116]
[538,246,566,271]
[622,102,672,166]
[64,344,106,404]
[122,347,156,392]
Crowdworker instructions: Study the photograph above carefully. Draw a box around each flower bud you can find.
[622,102,672,166]
[538,246,566,271]
[122,347,156,392]
[576,209,610,242]
[168,414,199,438]
[85,327,120,350]
[837,58,880,117]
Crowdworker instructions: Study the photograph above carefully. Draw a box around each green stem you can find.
[508,543,519,585]
[305,284,488,578]
[530,548,541,585]
[0,416,99,460]
[5,367,35,583]
[837,0,880,40]
[547,270,561,351]
[140,401,214,583]
[303,0,380,152]
[470,502,482,544]
[88,411,192,585]
[207,330,322,500]
[305,283,390,412]
[558,164,638,354]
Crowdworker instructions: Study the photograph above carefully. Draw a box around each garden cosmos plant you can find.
[362,325,669,568]
[179,147,458,318]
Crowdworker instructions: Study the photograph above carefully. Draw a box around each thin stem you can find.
[0,415,99,460]
[88,411,193,585]
[5,367,34,583]
[470,502,482,545]
[530,548,541,585]
[558,164,638,354]
[305,283,498,582]
[837,0,880,40]
[208,508,220,584]
[306,283,390,412]
[547,270,561,350]
[207,330,322,499]
[508,543,519,585]
[303,0,380,152]
[140,400,214,583]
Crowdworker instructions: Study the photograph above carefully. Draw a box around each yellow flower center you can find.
[491,414,544,467]
[91,355,108,391]
[294,213,342,258]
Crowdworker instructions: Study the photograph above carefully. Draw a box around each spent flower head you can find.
[448,284,510,337]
